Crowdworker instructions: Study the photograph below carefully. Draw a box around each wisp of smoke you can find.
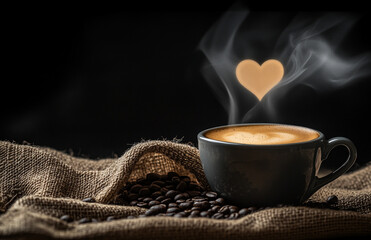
[199,5,371,124]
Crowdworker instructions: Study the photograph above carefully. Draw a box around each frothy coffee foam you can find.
[205,125,319,145]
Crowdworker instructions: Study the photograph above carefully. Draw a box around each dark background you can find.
[2,4,371,169]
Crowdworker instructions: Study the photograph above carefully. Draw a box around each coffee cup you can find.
[197,123,357,206]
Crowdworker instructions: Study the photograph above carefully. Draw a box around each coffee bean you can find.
[211,213,224,219]
[151,191,162,199]
[219,206,230,214]
[60,215,73,222]
[238,208,249,216]
[205,192,218,199]
[128,193,139,201]
[172,176,181,185]
[247,206,258,213]
[215,198,225,205]
[165,190,180,199]
[211,205,221,212]
[174,212,187,218]
[190,210,200,216]
[229,213,239,219]
[160,188,169,195]
[146,173,160,181]
[155,196,166,202]
[168,203,178,208]
[151,180,165,187]
[139,187,151,197]
[148,200,160,207]
[91,218,99,222]
[165,185,175,190]
[138,197,144,201]
[327,195,338,204]
[167,172,179,179]
[179,202,192,210]
[78,218,91,224]
[106,216,115,221]
[160,174,168,181]
[137,202,148,208]
[180,176,191,183]
[161,198,172,205]
[209,200,217,205]
[130,184,142,193]
[82,197,95,203]
[187,191,201,197]
[176,181,187,192]
[200,211,209,217]
[174,193,186,201]
[136,178,147,185]
[188,182,201,191]
[167,207,180,213]
[166,212,175,216]
[193,196,207,201]
[143,197,153,203]
[145,208,158,216]
[229,205,239,213]
[191,207,201,211]
[176,199,185,204]
[149,184,161,192]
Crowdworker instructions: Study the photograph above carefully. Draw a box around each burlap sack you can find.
[0,140,370,239]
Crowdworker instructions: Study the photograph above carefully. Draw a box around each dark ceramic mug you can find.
[197,123,357,206]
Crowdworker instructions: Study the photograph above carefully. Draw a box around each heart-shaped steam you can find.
[236,59,284,101]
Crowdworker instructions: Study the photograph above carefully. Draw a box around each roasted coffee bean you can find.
[151,191,162,199]
[211,213,224,219]
[172,176,180,185]
[148,200,160,207]
[130,200,138,206]
[146,173,160,181]
[145,208,158,216]
[191,206,201,211]
[139,187,151,197]
[143,197,153,203]
[130,184,142,193]
[174,193,186,201]
[106,216,115,221]
[188,182,201,190]
[205,192,218,199]
[190,210,200,216]
[60,215,73,222]
[136,178,147,185]
[229,213,239,219]
[180,176,191,183]
[174,212,187,218]
[176,181,187,192]
[137,202,148,208]
[160,187,169,195]
[167,172,179,179]
[215,198,225,205]
[176,199,186,204]
[78,218,91,224]
[91,218,99,222]
[327,195,338,204]
[200,211,210,217]
[165,185,175,190]
[82,197,95,203]
[168,203,178,208]
[247,206,258,213]
[229,206,239,213]
[187,191,201,197]
[193,201,209,209]
[155,195,166,202]
[149,184,161,192]
[211,205,221,212]
[219,206,230,214]
[238,208,249,216]
[167,207,180,213]
[179,202,192,210]
[166,212,175,216]
[193,196,206,201]
[161,198,172,205]
[152,180,165,187]
[165,190,180,199]
[209,200,217,205]
[128,193,139,201]
[138,197,144,201]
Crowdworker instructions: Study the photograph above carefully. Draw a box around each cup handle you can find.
[306,137,357,198]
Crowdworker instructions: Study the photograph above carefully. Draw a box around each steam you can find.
[199,6,371,124]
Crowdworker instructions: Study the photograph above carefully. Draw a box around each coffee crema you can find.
[205,125,319,145]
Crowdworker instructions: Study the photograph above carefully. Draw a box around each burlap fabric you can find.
[0,140,370,239]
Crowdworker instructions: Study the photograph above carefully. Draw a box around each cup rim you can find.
[197,123,324,148]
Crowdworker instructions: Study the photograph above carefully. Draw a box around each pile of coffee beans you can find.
[114,172,257,219]
[58,172,339,224]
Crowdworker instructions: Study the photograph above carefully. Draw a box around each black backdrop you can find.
[2,4,371,169]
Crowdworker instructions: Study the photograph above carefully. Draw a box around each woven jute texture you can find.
[0,140,370,239]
